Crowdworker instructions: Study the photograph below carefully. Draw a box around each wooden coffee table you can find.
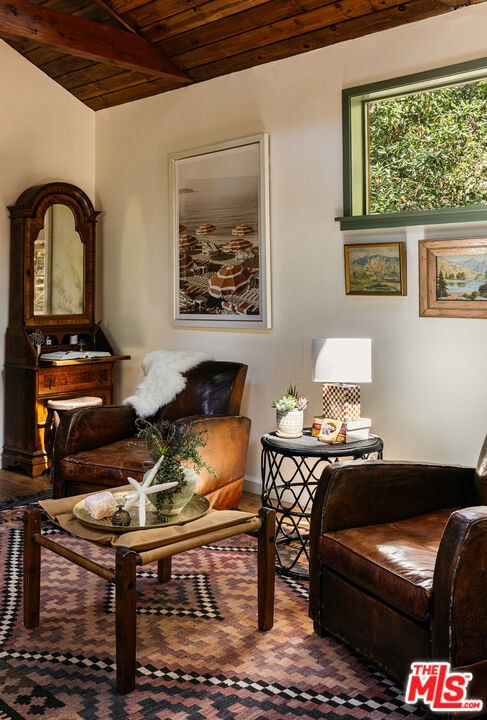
[23,493,275,693]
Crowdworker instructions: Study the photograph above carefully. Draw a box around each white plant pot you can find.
[275,409,304,438]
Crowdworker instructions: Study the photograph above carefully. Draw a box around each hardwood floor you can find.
[0,466,261,510]
[237,490,261,512]
[0,468,51,501]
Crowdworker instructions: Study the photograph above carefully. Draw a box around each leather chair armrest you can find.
[432,506,487,669]
[452,659,487,715]
[172,415,251,489]
[310,460,476,536]
[55,403,137,457]
[52,404,137,497]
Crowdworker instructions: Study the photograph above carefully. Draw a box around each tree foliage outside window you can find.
[367,81,487,213]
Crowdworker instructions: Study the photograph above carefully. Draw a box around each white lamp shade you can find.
[312,338,372,383]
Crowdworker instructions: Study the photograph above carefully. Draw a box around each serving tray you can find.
[73,490,210,532]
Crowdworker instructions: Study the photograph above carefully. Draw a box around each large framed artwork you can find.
[170,134,271,328]
[344,242,407,295]
[419,237,487,318]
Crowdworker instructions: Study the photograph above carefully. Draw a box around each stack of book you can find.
[338,417,371,443]
[312,416,372,444]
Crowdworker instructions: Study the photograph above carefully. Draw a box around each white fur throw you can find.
[123,350,213,418]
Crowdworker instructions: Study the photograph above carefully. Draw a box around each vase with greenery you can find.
[271,385,308,438]
[135,418,213,516]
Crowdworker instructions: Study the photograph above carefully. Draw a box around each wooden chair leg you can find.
[23,508,41,629]
[115,548,137,694]
[158,556,172,582]
[257,507,276,631]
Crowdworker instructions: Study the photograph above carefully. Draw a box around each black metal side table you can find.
[260,429,383,579]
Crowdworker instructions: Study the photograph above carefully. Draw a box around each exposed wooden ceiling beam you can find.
[92,0,139,35]
[0,0,191,82]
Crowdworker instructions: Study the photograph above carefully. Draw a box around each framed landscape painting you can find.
[169,134,271,329]
[344,242,407,295]
[419,238,487,318]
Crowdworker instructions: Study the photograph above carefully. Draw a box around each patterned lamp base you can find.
[322,383,361,421]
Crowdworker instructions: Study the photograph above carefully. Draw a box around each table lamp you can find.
[312,338,372,421]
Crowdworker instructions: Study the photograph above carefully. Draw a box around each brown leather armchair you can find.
[51,360,250,510]
[309,437,487,713]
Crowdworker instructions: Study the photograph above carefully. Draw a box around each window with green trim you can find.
[339,59,487,230]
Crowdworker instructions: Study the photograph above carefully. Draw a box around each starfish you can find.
[124,454,178,526]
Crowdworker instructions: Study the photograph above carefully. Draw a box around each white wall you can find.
[0,41,95,455]
[94,3,487,490]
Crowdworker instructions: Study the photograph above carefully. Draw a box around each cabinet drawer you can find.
[38,363,112,395]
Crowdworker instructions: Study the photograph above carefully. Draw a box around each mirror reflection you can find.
[34,204,84,315]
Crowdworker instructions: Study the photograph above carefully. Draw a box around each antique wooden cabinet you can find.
[3,182,128,477]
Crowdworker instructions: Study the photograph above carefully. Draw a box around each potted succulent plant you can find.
[271,385,308,438]
[134,418,213,517]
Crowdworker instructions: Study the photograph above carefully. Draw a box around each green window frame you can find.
[338,58,487,231]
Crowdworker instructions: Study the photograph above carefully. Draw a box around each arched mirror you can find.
[34,204,84,316]
[9,182,98,328]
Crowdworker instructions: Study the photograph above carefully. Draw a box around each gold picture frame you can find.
[419,238,487,318]
[344,242,407,295]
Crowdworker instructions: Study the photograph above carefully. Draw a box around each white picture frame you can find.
[170,134,271,329]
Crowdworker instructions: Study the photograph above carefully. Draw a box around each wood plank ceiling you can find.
[1,0,486,111]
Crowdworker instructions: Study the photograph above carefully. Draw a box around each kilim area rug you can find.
[0,493,428,720]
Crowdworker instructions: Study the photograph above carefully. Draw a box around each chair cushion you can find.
[318,507,457,622]
[61,438,152,487]
[48,396,103,410]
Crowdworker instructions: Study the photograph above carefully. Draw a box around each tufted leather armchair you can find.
[309,437,487,715]
[51,360,250,510]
